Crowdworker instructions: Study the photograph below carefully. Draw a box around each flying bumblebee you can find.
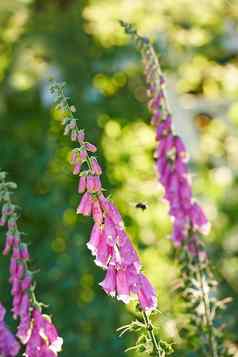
[135,202,148,211]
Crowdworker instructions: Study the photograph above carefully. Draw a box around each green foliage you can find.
[0,1,238,356]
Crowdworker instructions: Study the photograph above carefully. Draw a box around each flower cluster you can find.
[49,81,157,312]
[120,21,234,357]
[149,92,210,246]
[138,39,210,249]
[0,303,20,357]
[0,172,63,356]
[120,21,210,249]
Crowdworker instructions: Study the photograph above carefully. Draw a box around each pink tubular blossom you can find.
[0,173,63,355]
[87,223,101,256]
[77,130,85,144]
[136,274,157,311]
[86,176,101,193]
[77,192,93,216]
[79,148,87,160]
[91,157,102,175]
[92,199,103,225]
[50,81,158,312]
[73,163,81,175]
[25,309,63,357]
[0,303,20,357]
[85,142,97,153]
[78,175,86,193]
[138,41,211,250]
[99,265,116,297]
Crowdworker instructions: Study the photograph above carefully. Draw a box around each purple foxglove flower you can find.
[91,157,102,175]
[77,192,93,216]
[175,158,187,176]
[174,136,187,158]
[93,176,102,192]
[136,274,157,311]
[20,243,30,260]
[94,235,113,268]
[99,194,123,226]
[88,226,113,267]
[19,293,30,317]
[92,199,103,225]
[103,217,117,246]
[119,236,141,271]
[172,224,186,245]
[126,264,139,293]
[78,130,85,144]
[116,268,131,303]
[73,163,81,175]
[179,179,192,209]
[87,224,101,256]
[70,151,78,164]
[12,245,21,259]
[148,94,163,112]
[100,265,137,304]
[158,135,174,159]
[9,258,17,276]
[79,148,87,160]
[189,202,210,235]
[86,176,101,193]
[99,265,116,297]
[11,278,21,296]
[151,110,162,126]
[156,116,172,139]
[25,309,63,357]
[21,273,32,291]
[0,304,20,357]
[17,314,31,344]
[78,176,86,193]
[85,142,97,153]
[3,233,14,255]
[15,263,24,280]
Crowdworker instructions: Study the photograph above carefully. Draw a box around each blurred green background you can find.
[0,0,238,356]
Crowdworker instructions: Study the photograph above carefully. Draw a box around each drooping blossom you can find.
[135,34,210,248]
[0,303,20,357]
[25,309,63,357]
[49,81,157,312]
[0,173,63,355]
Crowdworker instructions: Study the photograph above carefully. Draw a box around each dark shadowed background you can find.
[0,1,238,356]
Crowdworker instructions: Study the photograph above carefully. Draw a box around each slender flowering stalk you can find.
[121,21,233,357]
[49,80,173,355]
[0,170,63,356]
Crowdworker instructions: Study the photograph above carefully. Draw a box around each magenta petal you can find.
[137,274,157,311]
[119,237,141,271]
[189,202,210,235]
[94,233,112,268]
[0,304,20,357]
[78,176,86,193]
[77,192,93,216]
[103,217,117,245]
[92,199,103,225]
[99,265,116,297]
[91,157,102,175]
[87,224,101,255]
[116,269,131,303]
[99,195,123,226]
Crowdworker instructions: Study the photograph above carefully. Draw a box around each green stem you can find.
[195,252,218,357]
[142,311,162,357]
